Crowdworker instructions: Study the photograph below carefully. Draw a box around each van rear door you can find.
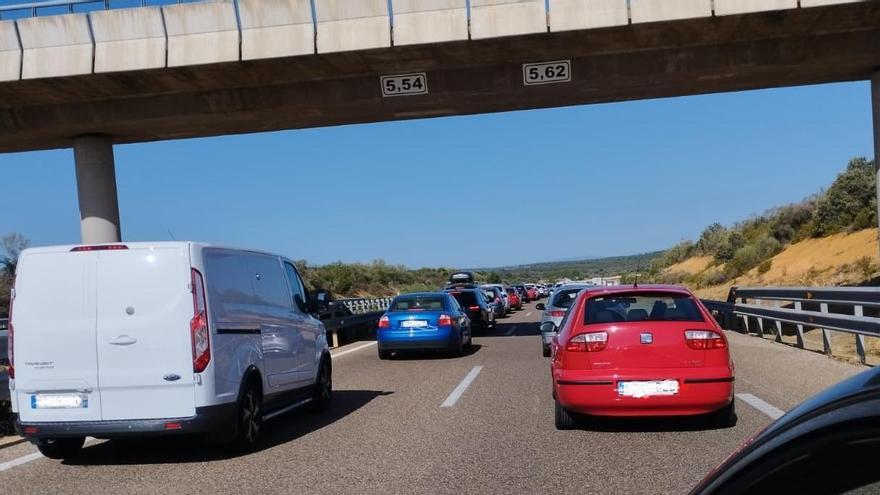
[95,246,196,420]
[14,249,103,423]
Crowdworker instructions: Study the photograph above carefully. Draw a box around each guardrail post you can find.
[756,317,765,339]
[794,301,805,348]
[773,300,783,343]
[855,305,867,365]
[820,302,832,355]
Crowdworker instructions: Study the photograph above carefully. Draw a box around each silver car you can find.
[481,284,510,313]
[535,284,591,357]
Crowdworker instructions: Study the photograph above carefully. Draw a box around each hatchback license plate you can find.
[401,320,428,328]
[31,393,88,409]
[618,380,679,398]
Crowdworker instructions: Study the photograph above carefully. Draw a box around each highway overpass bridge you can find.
[0,0,878,243]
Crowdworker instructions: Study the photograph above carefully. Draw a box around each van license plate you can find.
[31,394,88,409]
[617,380,678,398]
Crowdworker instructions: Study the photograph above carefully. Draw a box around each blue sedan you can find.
[377,292,472,359]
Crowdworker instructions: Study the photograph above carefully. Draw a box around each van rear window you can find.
[584,292,704,324]
[391,296,446,312]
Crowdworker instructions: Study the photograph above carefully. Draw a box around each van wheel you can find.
[311,358,332,412]
[36,437,85,460]
[378,349,392,360]
[555,400,578,431]
[233,385,263,451]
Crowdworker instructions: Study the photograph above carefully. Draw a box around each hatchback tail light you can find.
[378,315,390,329]
[566,332,607,352]
[438,314,453,327]
[546,310,566,318]
[469,306,480,311]
[7,280,14,379]
[685,330,727,350]
[190,268,211,373]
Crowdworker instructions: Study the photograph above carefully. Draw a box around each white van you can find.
[8,242,331,459]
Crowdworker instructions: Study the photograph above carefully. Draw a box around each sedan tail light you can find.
[438,314,453,327]
[378,315,390,329]
[545,310,566,318]
[685,330,727,350]
[566,332,607,352]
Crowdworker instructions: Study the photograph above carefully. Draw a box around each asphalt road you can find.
[0,302,867,494]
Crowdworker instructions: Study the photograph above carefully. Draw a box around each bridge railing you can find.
[702,286,880,365]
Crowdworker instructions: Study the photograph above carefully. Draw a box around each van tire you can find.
[378,349,392,360]
[36,437,85,460]
[310,357,332,412]
[232,384,263,451]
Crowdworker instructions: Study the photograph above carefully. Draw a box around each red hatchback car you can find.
[549,285,734,430]
[506,287,522,310]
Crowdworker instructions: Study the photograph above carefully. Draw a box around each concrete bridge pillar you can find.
[73,135,121,244]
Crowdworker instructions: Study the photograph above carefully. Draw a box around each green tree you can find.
[812,158,877,236]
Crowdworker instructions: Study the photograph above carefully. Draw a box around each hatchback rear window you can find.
[484,291,496,302]
[448,291,478,307]
[584,292,705,324]
[551,288,582,309]
[391,296,446,312]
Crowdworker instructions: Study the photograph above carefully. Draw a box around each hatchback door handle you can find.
[109,335,137,346]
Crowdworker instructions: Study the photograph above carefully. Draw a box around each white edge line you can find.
[736,393,785,420]
[505,325,518,336]
[441,365,484,408]
[0,452,43,473]
[0,437,99,473]
[525,311,532,317]
[331,341,377,358]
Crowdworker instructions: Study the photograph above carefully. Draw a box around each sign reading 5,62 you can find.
[381,73,428,97]
[523,60,571,86]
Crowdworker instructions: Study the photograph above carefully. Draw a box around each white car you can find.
[535,283,591,357]
[9,242,331,459]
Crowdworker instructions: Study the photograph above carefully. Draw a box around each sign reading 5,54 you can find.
[381,73,428,97]
[523,60,571,86]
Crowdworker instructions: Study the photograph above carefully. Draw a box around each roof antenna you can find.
[167,228,176,241]
[633,254,642,289]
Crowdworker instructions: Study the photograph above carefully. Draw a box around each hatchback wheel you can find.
[36,437,85,460]
[234,385,263,451]
[542,345,551,358]
[706,400,737,429]
[555,400,578,430]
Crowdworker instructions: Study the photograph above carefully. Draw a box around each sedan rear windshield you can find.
[584,292,705,324]
[551,288,582,309]
[449,291,478,307]
[391,296,446,312]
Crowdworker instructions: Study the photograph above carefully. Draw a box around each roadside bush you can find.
[757,259,772,275]
[812,158,877,236]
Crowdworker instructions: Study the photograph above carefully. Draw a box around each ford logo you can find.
[163,374,181,382]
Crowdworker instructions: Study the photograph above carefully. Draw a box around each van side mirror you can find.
[535,303,545,311]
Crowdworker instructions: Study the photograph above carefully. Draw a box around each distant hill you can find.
[481,251,665,282]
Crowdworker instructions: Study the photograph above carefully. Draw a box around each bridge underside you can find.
[0,2,878,153]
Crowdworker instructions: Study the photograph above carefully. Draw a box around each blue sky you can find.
[0,81,874,268]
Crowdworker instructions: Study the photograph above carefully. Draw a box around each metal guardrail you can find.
[317,298,393,348]
[703,286,880,365]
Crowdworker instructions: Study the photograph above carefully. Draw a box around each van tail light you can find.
[546,310,566,318]
[378,315,390,329]
[566,332,607,352]
[438,314,453,327]
[190,268,211,373]
[685,330,727,350]
[7,280,14,379]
